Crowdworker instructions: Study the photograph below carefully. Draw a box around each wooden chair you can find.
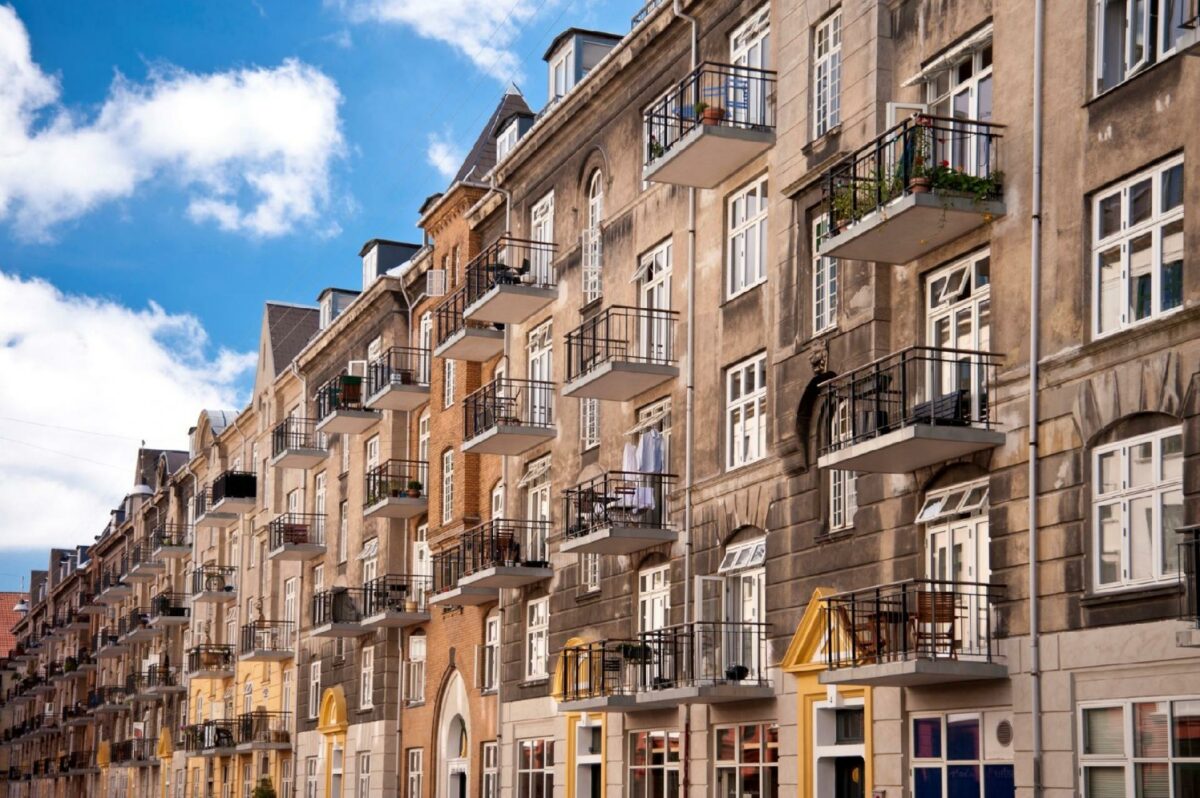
[914,590,960,659]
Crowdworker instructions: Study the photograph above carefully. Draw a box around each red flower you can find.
[939,160,950,167]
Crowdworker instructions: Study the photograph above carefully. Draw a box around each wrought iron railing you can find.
[462,518,553,573]
[315,372,368,420]
[150,591,189,622]
[565,306,678,383]
[564,471,675,539]
[435,286,499,349]
[187,645,235,675]
[271,416,326,457]
[823,579,1005,671]
[464,378,555,441]
[190,565,237,597]
[268,513,326,550]
[560,639,642,701]
[236,710,292,746]
[639,621,771,690]
[240,620,295,654]
[364,460,429,507]
[362,575,433,616]
[311,589,366,627]
[121,606,152,638]
[1180,527,1200,625]
[631,0,665,27]
[464,236,559,304]
[181,720,237,753]
[150,523,192,550]
[212,470,256,504]
[367,346,432,395]
[145,664,180,690]
[431,547,466,595]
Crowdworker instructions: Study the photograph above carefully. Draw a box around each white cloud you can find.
[342,0,543,81]
[426,133,464,179]
[0,4,346,240]
[0,271,255,550]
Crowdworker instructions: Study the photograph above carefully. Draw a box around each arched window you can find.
[583,170,605,303]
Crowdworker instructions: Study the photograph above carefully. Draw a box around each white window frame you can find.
[813,9,842,139]
[811,699,866,798]
[356,752,370,798]
[1091,156,1185,338]
[727,175,769,299]
[583,170,604,304]
[1095,0,1194,95]
[305,758,318,798]
[419,412,430,464]
[726,352,768,470]
[828,399,856,532]
[910,712,1014,798]
[444,358,457,408]
[496,120,520,163]
[581,552,601,593]
[360,645,375,709]
[405,633,427,705]
[407,748,423,798]
[627,732,680,798]
[580,398,600,451]
[638,564,671,633]
[525,597,549,680]
[482,613,500,693]
[482,742,499,798]
[812,217,837,334]
[550,45,574,100]
[1078,696,1200,798]
[338,501,349,564]
[516,739,555,798]
[332,742,344,798]
[441,449,455,524]
[530,192,555,284]
[1092,425,1183,592]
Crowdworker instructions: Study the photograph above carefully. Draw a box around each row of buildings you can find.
[1,0,1198,797]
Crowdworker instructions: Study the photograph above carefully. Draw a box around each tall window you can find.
[442,450,455,524]
[282,668,294,717]
[812,218,837,334]
[813,10,842,138]
[516,739,554,798]
[407,749,423,798]
[726,353,768,469]
[811,703,865,798]
[638,564,671,633]
[638,241,672,363]
[444,359,457,408]
[332,743,344,798]
[1093,426,1183,591]
[628,731,680,798]
[581,552,601,592]
[1093,157,1184,337]
[481,613,500,692]
[926,250,991,422]
[338,501,349,563]
[405,633,426,704]
[360,645,374,709]
[496,120,519,162]
[580,398,600,451]
[1080,698,1200,798]
[418,313,433,383]
[356,753,371,798]
[525,597,549,680]
[315,472,327,523]
[342,434,351,473]
[530,192,555,284]
[828,401,856,532]
[727,176,769,298]
[912,714,1014,798]
[1096,0,1193,93]
[923,41,993,173]
[583,170,604,304]
[482,742,499,798]
[305,758,318,798]
[715,724,779,798]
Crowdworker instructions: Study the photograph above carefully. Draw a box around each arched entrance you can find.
[437,672,471,798]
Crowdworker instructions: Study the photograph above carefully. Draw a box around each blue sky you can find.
[0,0,634,589]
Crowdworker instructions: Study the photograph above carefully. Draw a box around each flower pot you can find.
[404,601,418,613]
[406,489,421,498]
[908,176,931,194]
[701,106,726,125]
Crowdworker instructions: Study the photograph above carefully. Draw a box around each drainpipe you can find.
[491,171,513,757]
[1028,0,1046,795]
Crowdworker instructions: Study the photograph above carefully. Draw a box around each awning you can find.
[517,456,552,489]
[901,23,994,87]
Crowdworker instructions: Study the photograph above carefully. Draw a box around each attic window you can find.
[496,120,520,162]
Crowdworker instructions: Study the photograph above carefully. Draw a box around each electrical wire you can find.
[0,434,128,471]
[0,416,141,442]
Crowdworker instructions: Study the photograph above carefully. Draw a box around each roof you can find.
[0,593,24,656]
[419,193,444,215]
[542,27,623,61]
[265,302,320,377]
[358,238,419,258]
[160,450,189,475]
[454,86,534,183]
[201,409,237,437]
[133,448,185,487]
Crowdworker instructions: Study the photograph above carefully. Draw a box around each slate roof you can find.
[266,302,320,377]
[454,86,534,183]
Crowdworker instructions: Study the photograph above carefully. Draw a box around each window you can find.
[243,680,253,714]
[813,10,842,138]
[282,668,294,717]
[339,501,349,563]
[912,713,1014,798]
[342,434,351,473]
[407,749,423,798]
[530,192,555,284]
[715,724,779,798]
[482,742,499,798]
[628,731,680,798]
[315,472,327,522]
[313,564,325,594]
[583,170,604,304]
[638,564,671,633]
[405,633,426,705]
[550,44,574,100]
[581,552,600,592]
[308,661,321,718]
[923,40,994,173]
[356,753,370,798]
[1093,426,1183,591]
[442,450,455,524]
[332,743,344,798]
[728,176,769,298]
[305,758,318,798]
[726,353,768,469]
[812,218,837,334]
[926,250,991,422]
[481,613,500,692]
[1096,0,1193,94]
[360,645,375,709]
[517,739,555,798]
[525,597,549,680]
[637,241,672,362]
[444,359,457,408]
[828,402,856,532]
[580,398,599,450]
[812,702,865,798]
[496,120,520,162]
[1081,698,1200,798]
[1093,157,1184,337]
[527,321,554,427]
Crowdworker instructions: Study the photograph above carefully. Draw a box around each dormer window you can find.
[319,295,333,329]
[362,245,379,290]
[549,44,574,102]
[496,119,520,162]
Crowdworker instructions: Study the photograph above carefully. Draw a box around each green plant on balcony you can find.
[407,479,423,498]
[252,778,277,798]
[830,169,902,229]
[926,163,1005,204]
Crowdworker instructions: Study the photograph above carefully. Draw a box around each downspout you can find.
[1028,0,1046,795]
[491,170,513,755]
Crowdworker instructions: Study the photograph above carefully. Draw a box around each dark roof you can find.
[419,193,444,215]
[160,450,189,476]
[266,302,320,376]
[133,448,184,487]
[542,27,622,61]
[453,87,534,183]
[358,238,420,258]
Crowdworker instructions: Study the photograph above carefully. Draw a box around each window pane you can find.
[914,768,942,798]
[1129,440,1155,488]
[1098,503,1124,585]
[1174,700,1200,757]
[1129,178,1152,225]
[946,715,980,761]
[1129,233,1154,322]
[982,764,1015,798]
[948,765,981,798]
[1098,450,1121,495]
[1174,764,1200,798]
[1097,247,1122,333]
[913,717,942,759]
[741,724,762,764]
[716,728,736,762]
[1086,767,1126,798]
[1162,163,1184,210]
[1161,219,1183,313]
[1099,193,1122,239]
[1135,763,1169,798]
[1134,701,1170,757]
[1162,434,1183,481]
[1128,496,1154,581]
[1084,706,1125,756]
[1162,489,1183,574]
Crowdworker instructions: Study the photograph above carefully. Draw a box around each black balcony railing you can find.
[236,710,292,746]
[818,346,1000,457]
[212,470,256,504]
[462,518,553,573]
[187,644,235,675]
[150,591,189,622]
[364,460,429,507]
[122,607,152,638]
[63,751,95,771]
[363,574,433,616]
[92,684,129,708]
[1180,527,1200,624]
[823,579,1005,671]
[99,562,128,592]
[564,471,675,540]
[312,589,366,627]
[128,542,160,572]
[145,664,180,690]
[432,547,465,595]
[194,487,212,518]
[639,621,771,690]
[268,513,326,550]
[190,565,237,597]
[240,620,295,654]
[315,372,367,420]
[271,417,326,457]
[631,0,664,27]
[367,346,432,395]
[565,306,678,383]
[150,523,191,551]
[464,236,559,303]
[435,286,496,349]
[95,627,121,651]
[181,720,237,753]
[644,62,777,169]
[823,114,1004,235]
[464,378,555,441]
[560,639,642,701]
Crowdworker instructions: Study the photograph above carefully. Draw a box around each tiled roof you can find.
[266,302,320,377]
[454,86,534,183]
[0,593,26,657]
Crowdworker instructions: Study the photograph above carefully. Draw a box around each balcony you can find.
[456,519,553,589]
[563,306,679,401]
[236,711,292,751]
[1179,527,1200,647]
[126,543,165,581]
[209,470,257,516]
[817,347,1003,473]
[77,587,105,616]
[149,591,190,627]
[92,685,130,715]
[150,524,192,559]
[190,565,237,604]
[127,671,160,701]
[182,720,237,757]
[360,575,433,629]
[194,487,238,530]
[561,472,676,554]
[239,620,295,662]
[428,547,495,607]
[267,513,327,561]
[462,378,556,455]
[820,579,1007,687]
[462,236,558,325]
[187,644,236,679]
[643,62,776,188]
[145,665,185,696]
[310,589,366,637]
[95,627,127,659]
[269,417,328,470]
[433,287,505,362]
[111,738,155,767]
[365,346,432,411]
[122,607,159,642]
[363,460,429,519]
[98,567,132,603]
[819,115,1005,264]
[558,640,642,712]
[314,372,381,435]
[64,751,98,774]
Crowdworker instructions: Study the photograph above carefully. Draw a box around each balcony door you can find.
[284,578,297,648]
[530,193,555,285]
[524,463,551,564]
[921,480,991,657]
[638,242,672,363]
[729,4,771,126]
[419,313,433,383]
[527,323,553,426]
[701,538,767,683]
[925,251,991,422]
[413,524,430,603]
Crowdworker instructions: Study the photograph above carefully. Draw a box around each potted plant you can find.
[724,664,750,682]
[405,480,421,498]
[617,642,652,662]
[648,136,665,160]
[252,778,277,798]
[695,101,725,125]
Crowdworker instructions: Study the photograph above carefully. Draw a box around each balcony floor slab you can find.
[433,327,506,362]
[361,609,432,629]
[315,410,381,436]
[563,361,678,402]
[643,125,775,189]
[270,449,328,470]
[364,496,427,520]
[428,585,497,607]
[269,543,326,562]
[818,658,1009,687]
[817,424,1005,473]
[462,425,556,456]
[463,284,557,326]
[458,565,552,589]
[366,383,430,412]
[560,526,676,555]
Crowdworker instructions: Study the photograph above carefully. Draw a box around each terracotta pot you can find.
[701,106,726,125]
[909,176,931,194]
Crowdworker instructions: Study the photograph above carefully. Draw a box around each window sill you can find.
[1080,582,1181,608]
[576,589,602,603]
[520,678,549,688]
[404,701,425,709]
[1084,45,1193,107]
[724,281,767,307]
[480,688,497,697]
[802,125,842,156]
